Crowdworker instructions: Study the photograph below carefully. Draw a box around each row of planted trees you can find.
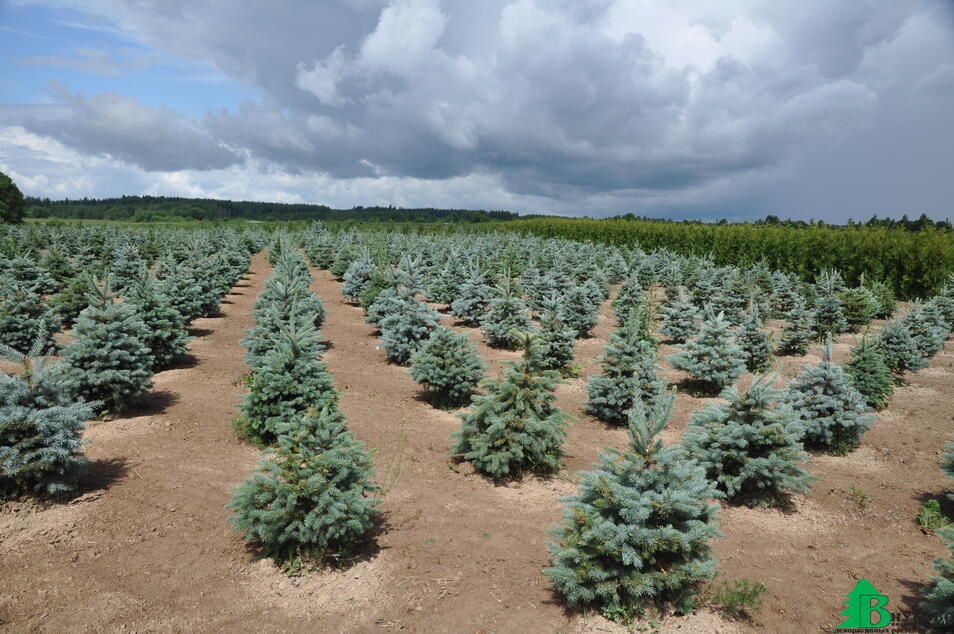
[290,221,954,625]
[228,240,378,563]
[1,225,254,498]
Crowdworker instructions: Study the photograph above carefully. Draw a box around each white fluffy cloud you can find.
[2,0,953,219]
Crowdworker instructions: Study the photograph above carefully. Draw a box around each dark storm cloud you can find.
[3,0,953,218]
[4,82,241,171]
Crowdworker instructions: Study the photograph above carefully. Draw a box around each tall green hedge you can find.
[470,219,954,299]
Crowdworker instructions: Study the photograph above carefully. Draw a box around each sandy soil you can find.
[1,252,951,633]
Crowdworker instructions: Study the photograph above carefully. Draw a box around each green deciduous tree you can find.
[0,170,25,224]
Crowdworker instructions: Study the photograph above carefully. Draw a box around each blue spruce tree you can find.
[60,275,154,413]
[844,337,895,410]
[921,446,954,627]
[838,284,877,332]
[450,263,493,326]
[874,318,927,378]
[242,277,324,370]
[737,302,774,373]
[124,270,191,371]
[667,309,745,395]
[777,296,817,356]
[237,321,337,446]
[612,275,643,322]
[659,288,700,344]
[109,242,142,291]
[784,336,874,455]
[409,326,484,406]
[341,249,374,303]
[452,332,567,479]
[156,256,206,325]
[228,405,379,564]
[682,374,813,507]
[536,292,578,373]
[0,255,58,295]
[0,279,58,354]
[379,297,442,365]
[562,284,599,338]
[545,390,720,619]
[813,272,849,338]
[480,279,532,349]
[903,301,947,360]
[586,317,664,426]
[0,337,94,497]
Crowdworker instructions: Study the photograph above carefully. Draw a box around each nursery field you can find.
[2,223,954,633]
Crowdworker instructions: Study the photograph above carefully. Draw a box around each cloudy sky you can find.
[1,0,952,220]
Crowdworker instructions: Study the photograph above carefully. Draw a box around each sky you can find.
[0,0,952,221]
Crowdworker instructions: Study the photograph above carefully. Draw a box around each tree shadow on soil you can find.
[411,389,471,411]
[164,353,198,370]
[734,493,799,515]
[78,457,130,494]
[188,327,215,338]
[896,577,934,631]
[125,390,180,417]
[671,377,723,398]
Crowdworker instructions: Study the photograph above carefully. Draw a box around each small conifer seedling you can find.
[682,374,813,507]
[784,337,874,455]
[228,406,379,564]
[409,326,484,407]
[667,310,746,395]
[452,332,567,479]
[546,390,720,618]
[60,275,154,413]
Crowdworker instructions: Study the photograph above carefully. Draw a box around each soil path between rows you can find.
[1,251,952,634]
[1,252,273,632]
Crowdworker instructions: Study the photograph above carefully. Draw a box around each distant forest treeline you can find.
[24,195,526,223]
[24,195,951,231]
